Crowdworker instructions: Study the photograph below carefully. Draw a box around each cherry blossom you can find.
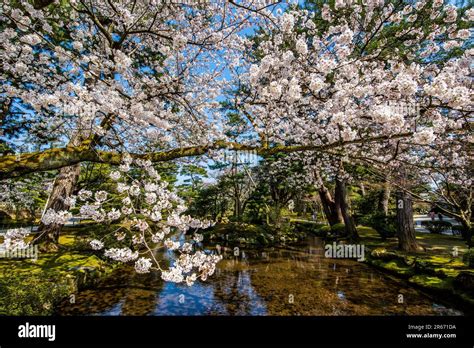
[42,154,219,285]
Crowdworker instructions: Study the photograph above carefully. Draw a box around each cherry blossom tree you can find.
[1,0,472,254]
[1,0,276,248]
[230,1,472,250]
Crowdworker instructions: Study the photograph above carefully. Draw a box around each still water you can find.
[56,237,463,316]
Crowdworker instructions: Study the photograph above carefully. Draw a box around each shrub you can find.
[293,221,326,234]
[317,225,331,235]
[462,249,474,268]
[451,225,465,236]
[0,268,73,315]
[426,221,452,234]
[331,223,346,236]
[360,212,396,240]
[256,233,270,246]
[458,227,473,248]
[450,225,473,248]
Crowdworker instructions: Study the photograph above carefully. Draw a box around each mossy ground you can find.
[357,227,473,307]
[0,225,115,315]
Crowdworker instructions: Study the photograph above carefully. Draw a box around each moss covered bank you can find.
[0,226,117,315]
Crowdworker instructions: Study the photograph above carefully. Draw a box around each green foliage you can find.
[318,225,331,235]
[353,189,381,217]
[203,222,272,246]
[187,183,229,220]
[202,222,307,247]
[449,225,472,248]
[178,164,209,204]
[360,212,397,240]
[293,221,327,235]
[0,172,55,220]
[244,183,270,224]
[0,267,73,315]
[331,223,346,235]
[462,249,474,268]
[0,229,118,315]
[426,221,452,234]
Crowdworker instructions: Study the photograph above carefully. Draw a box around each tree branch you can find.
[0,132,414,180]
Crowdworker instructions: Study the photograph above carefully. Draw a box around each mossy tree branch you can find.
[0,132,414,180]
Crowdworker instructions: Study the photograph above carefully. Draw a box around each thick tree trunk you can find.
[318,186,342,226]
[35,163,81,252]
[335,177,359,241]
[333,183,345,224]
[396,191,422,252]
[459,217,472,248]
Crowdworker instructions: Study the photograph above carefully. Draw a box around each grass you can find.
[0,226,115,315]
[357,225,469,257]
[357,226,473,307]
[408,275,453,291]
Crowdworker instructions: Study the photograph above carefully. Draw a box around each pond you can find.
[56,237,464,316]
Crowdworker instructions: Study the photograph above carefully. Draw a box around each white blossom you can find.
[109,171,121,181]
[90,240,104,250]
[295,38,308,55]
[104,248,139,262]
[413,129,436,145]
[134,257,153,274]
[41,209,72,225]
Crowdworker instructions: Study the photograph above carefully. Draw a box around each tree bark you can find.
[318,186,342,226]
[234,192,242,221]
[335,177,359,241]
[1,132,417,180]
[396,190,421,252]
[333,182,345,224]
[459,217,472,248]
[35,163,81,252]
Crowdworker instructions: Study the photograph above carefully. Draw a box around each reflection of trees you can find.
[120,271,164,315]
[210,266,264,315]
[57,268,164,316]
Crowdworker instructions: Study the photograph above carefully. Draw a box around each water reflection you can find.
[57,237,463,316]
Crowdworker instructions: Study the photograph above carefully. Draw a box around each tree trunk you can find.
[333,182,345,224]
[241,199,248,219]
[318,186,342,226]
[335,177,359,241]
[272,201,282,228]
[396,190,422,252]
[35,163,81,252]
[459,216,472,248]
[234,189,242,222]
[378,177,391,216]
[359,183,366,197]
